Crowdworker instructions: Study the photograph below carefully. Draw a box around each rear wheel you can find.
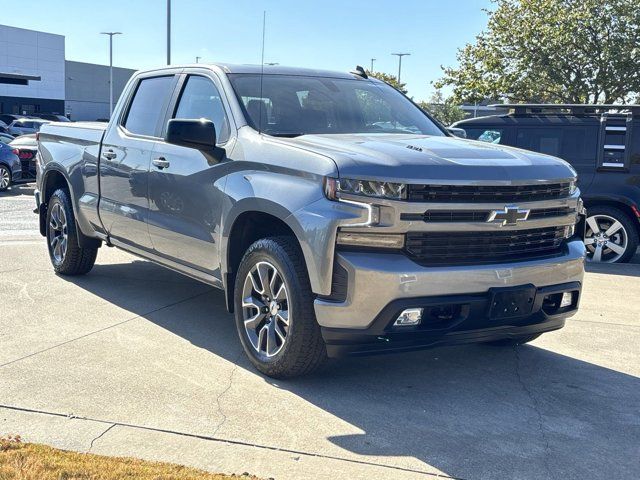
[584,206,638,263]
[0,165,11,191]
[46,189,98,275]
[485,333,542,347]
[234,236,327,378]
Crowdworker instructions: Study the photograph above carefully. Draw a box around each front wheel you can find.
[0,164,11,192]
[234,236,327,378]
[46,189,98,275]
[584,206,639,263]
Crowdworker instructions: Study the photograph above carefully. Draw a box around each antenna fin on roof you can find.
[350,66,368,79]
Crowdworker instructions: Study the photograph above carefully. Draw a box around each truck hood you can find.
[279,133,576,183]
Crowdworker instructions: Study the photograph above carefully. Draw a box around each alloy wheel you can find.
[48,202,68,264]
[241,261,290,358]
[584,214,628,263]
[0,166,9,190]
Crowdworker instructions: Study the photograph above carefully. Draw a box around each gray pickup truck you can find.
[35,64,586,377]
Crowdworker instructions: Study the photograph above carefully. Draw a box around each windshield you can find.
[228,74,445,137]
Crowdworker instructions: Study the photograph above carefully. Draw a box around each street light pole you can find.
[195,56,201,63]
[100,32,122,118]
[167,0,171,65]
[391,52,410,84]
[370,58,376,72]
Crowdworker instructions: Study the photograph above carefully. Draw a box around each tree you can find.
[419,90,466,126]
[436,0,640,104]
[367,71,408,94]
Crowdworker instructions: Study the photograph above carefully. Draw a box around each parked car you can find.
[0,142,21,191]
[0,114,24,125]
[34,113,70,122]
[0,119,10,134]
[0,132,15,144]
[10,134,37,181]
[36,64,585,377]
[8,118,49,136]
[453,104,640,263]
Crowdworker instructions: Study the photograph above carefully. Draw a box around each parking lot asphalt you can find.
[1,184,639,480]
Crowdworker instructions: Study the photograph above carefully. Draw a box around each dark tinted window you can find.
[463,127,504,144]
[516,126,597,163]
[516,128,562,156]
[124,76,174,137]
[174,76,230,143]
[561,126,598,162]
[632,122,640,165]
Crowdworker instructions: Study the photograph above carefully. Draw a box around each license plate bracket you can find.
[488,285,536,319]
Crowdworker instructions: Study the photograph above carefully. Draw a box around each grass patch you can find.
[0,435,259,479]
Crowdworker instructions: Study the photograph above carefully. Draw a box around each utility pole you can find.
[391,52,410,84]
[195,56,201,63]
[166,0,171,65]
[100,32,122,118]
[370,58,376,72]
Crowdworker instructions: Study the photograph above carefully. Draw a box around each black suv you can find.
[453,104,640,263]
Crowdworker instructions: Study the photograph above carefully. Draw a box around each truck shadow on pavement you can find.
[67,260,640,480]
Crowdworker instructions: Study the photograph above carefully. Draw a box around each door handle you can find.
[102,149,117,160]
[152,157,170,169]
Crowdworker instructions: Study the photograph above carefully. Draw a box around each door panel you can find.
[99,128,155,250]
[147,74,232,274]
[98,75,176,251]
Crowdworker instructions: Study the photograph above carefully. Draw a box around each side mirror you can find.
[165,118,217,150]
[447,127,467,138]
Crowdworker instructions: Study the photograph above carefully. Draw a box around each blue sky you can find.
[4,0,492,101]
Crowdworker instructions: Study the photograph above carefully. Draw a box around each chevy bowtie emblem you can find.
[488,206,530,226]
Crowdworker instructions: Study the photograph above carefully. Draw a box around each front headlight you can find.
[324,177,407,201]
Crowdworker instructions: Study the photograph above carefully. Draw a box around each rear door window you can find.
[124,76,175,137]
[516,128,562,156]
[516,126,597,165]
[464,127,504,144]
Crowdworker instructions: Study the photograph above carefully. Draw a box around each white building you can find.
[0,25,135,120]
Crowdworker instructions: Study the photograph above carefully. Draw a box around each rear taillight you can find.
[12,148,19,155]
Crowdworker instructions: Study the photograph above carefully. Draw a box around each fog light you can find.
[560,292,573,308]
[394,308,423,326]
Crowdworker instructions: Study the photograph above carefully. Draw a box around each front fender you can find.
[220,170,366,295]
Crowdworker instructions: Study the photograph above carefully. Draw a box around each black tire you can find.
[234,236,327,378]
[585,205,639,264]
[0,164,11,192]
[46,189,98,275]
[485,333,542,347]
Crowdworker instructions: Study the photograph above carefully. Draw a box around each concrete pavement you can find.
[1,184,639,479]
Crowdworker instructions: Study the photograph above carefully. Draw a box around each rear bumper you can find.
[322,281,580,357]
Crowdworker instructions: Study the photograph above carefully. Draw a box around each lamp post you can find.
[195,56,201,63]
[370,58,376,72]
[391,52,410,84]
[100,32,122,118]
[167,0,171,65]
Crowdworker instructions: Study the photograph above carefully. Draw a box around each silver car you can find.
[8,118,49,136]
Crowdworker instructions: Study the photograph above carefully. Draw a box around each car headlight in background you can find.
[324,177,407,201]
[569,179,578,195]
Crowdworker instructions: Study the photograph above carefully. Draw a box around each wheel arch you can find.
[582,196,640,236]
[222,204,306,313]
[40,167,100,248]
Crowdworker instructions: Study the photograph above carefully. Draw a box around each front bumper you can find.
[314,237,585,357]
